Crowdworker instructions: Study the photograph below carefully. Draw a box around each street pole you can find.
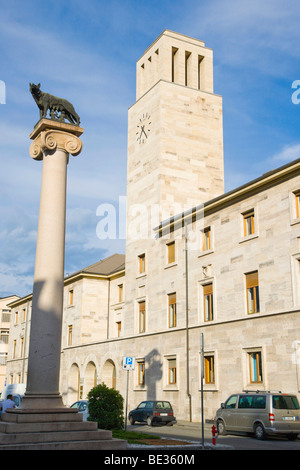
[200,332,204,448]
[184,224,192,422]
[125,369,129,431]
[122,356,135,431]
[21,298,30,384]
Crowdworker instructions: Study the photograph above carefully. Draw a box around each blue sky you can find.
[1,0,300,297]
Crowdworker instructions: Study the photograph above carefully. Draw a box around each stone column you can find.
[20,119,83,411]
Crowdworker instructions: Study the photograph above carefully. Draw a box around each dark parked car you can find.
[128,400,176,426]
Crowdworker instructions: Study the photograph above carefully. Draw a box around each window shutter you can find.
[246,272,258,288]
[168,242,175,263]
[203,283,213,295]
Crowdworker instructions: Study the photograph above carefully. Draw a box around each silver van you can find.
[214,391,300,440]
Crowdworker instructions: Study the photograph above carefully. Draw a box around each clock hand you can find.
[141,125,147,138]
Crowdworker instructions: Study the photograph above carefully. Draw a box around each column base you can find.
[16,392,69,413]
[0,393,127,449]
[0,408,127,450]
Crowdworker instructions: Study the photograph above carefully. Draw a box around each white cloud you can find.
[0,123,29,148]
[272,143,300,163]
[187,0,300,76]
[0,266,33,298]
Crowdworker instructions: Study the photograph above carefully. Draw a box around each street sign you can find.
[123,356,135,431]
[122,356,135,370]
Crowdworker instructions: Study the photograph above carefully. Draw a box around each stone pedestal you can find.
[0,119,126,450]
[0,410,127,450]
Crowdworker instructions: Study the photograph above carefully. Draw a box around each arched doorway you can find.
[68,363,80,405]
[101,359,116,389]
[83,361,97,398]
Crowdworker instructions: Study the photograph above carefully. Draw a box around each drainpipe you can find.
[21,298,30,384]
[107,278,110,339]
[185,224,192,422]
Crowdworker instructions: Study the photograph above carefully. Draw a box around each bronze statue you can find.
[30,83,80,126]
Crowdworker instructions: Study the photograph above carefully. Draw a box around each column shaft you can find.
[21,148,68,409]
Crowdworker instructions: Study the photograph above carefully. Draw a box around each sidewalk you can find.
[176,419,213,428]
[127,420,234,450]
[176,419,216,434]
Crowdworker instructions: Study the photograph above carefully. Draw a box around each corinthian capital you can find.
[29,118,84,160]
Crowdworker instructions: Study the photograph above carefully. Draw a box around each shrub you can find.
[87,383,124,430]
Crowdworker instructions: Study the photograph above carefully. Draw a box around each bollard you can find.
[211,424,217,445]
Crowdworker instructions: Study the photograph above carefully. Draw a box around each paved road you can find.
[127,421,300,450]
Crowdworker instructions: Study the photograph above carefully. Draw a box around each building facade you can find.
[6,31,300,422]
[0,295,20,390]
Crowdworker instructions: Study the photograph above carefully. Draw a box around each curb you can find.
[127,442,234,450]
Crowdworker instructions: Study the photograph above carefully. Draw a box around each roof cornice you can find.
[155,158,300,232]
[8,268,125,307]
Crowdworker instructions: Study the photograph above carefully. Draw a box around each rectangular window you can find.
[0,331,8,344]
[22,308,26,322]
[246,271,260,314]
[139,301,146,333]
[168,293,177,328]
[68,289,74,306]
[15,311,18,323]
[138,362,145,385]
[291,255,300,306]
[238,395,266,409]
[296,192,300,218]
[202,227,211,251]
[243,210,255,236]
[204,356,215,384]
[117,321,121,337]
[118,284,123,302]
[68,325,73,346]
[272,395,299,410]
[249,351,263,383]
[13,340,16,359]
[203,283,213,321]
[167,241,175,264]
[20,337,24,357]
[138,254,145,274]
[198,55,204,90]
[0,353,7,366]
[172,47,178,83]
[168,359,176,384]
[185,51,192,86]
[0,331,9,344]
[2,310,11,323]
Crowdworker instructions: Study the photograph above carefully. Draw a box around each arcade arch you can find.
[83,361,97,397]
[67,363,80,405]
[101,359,116,389]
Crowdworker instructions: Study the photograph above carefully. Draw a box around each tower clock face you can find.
[136,113,151,144]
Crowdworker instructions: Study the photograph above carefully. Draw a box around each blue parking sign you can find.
[122,356,135,370]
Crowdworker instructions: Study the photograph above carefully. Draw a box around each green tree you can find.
[87,383,124,430]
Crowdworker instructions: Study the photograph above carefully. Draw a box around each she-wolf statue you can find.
[30,82,80,126]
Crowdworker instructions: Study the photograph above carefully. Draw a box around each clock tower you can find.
[124,30,224,335]
[126,30,224,235]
